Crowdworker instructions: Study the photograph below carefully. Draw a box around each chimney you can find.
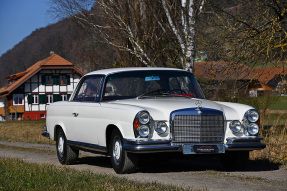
[50,51,55,56]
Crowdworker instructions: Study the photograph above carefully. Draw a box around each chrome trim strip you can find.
[123,143,181,153]
[67,140,108,153]
[123,139,180,153]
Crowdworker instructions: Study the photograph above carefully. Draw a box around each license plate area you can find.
[194,145,218,153]
[183,144,222,154]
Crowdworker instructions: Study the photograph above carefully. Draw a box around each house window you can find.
[45,75,53,85]
[46,95,53,104]
[61,94,68,101]
[60,75,67,85]
[32,95,39,104]
[13,94,24,105]
[40,114,45,118]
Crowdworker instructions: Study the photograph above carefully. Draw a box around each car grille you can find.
[172,115,224,143]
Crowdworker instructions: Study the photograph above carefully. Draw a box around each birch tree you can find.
[50,0,205,71]
[162,0,205,71]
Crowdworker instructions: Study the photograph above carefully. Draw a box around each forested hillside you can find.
[0,18,115,87]
[1,0,285,87]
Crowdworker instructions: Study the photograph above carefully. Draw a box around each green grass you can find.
[268,96,287,110]
[0,158,187,191]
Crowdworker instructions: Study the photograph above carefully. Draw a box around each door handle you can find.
[72,112,79,117]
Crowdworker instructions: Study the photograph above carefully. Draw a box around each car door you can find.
[68,75,104,145]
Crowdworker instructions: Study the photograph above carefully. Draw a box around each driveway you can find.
[0,141,286,190]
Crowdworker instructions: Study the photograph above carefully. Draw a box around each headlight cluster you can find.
[134,111,151,138]
[229,109,260,136]
[134,111,168,138]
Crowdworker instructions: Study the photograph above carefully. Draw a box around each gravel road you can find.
[0,141,286,191]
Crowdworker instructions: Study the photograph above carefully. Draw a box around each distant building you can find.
[193,61,273,99]
[253,67,287,95]
[0,53,84,121]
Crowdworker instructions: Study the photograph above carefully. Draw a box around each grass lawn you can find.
[0,120,53,144]
[268,96,287,110]
[0,158,185,191]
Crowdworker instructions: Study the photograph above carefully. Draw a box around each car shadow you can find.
[77,155,112,168]
[136,155,280,173]
[75,154,280,173]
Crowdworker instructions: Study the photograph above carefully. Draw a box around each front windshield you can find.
[103,70,205,101]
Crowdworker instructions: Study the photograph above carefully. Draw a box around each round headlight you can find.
[229,120,242,133]
[247,123,259,135]
[247,110,259,123]
[138,125,150,137]
[155,121,168,134]
[138,112,150,124]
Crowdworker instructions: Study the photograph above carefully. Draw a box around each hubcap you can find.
[58,136,64,157]
[113,137,122,163]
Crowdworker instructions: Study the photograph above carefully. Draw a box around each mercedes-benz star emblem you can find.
[195,100,202,114]
[195,100,202,107]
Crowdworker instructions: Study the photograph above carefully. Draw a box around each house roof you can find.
[252,67,287,84]
[194,61,256,81]
[0,54,85,97]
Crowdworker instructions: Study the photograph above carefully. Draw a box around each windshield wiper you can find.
[137,89,167,99]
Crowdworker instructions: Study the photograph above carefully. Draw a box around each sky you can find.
[0,0,55,57]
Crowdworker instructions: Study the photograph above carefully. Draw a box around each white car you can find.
[42,67,265,174]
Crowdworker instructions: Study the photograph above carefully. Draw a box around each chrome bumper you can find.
[224,137,266,151]
[41,126,50,138]
[123,137,266,154]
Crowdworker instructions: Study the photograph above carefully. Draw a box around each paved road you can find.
[0,141,286,190]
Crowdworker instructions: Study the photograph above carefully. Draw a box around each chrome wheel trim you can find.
[58,136,64,158]
[113,137,122,165]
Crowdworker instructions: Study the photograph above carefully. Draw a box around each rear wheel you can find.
[110,129,138,174]
[220,151,249,171]
[56,128,79,165]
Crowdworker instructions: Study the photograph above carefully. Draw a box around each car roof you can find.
[85,67,188,76]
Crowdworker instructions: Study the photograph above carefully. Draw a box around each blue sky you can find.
[0,0,54,57]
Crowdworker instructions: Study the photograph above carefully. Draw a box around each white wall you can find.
[0,98,5,108]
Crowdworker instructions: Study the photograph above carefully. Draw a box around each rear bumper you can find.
[41,126,50,138]
[123,137,266,154]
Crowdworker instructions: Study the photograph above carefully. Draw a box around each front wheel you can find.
[110,129,138,174]
[220,151,249,171]
[56,128,79,165]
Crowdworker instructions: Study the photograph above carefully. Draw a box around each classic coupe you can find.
[42,68,265,174]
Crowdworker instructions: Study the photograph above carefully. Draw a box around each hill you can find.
[0,18,115,87]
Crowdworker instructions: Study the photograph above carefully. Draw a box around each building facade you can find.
[0,53,84,120]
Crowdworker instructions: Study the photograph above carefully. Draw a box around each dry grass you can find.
[250,112,287,166]
[0,120,54,144]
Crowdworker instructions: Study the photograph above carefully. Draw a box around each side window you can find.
[73,76,103,102]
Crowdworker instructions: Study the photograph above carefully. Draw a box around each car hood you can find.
[108,98,252,121]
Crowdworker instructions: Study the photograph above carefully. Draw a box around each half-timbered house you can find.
[0,53,84,120]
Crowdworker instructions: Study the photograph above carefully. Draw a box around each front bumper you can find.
[123,137,266,154]
[224,137,266,151]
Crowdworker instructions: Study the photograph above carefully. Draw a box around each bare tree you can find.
[204,0,287,68]
[50,0,206,71]
[162,0,205,71]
